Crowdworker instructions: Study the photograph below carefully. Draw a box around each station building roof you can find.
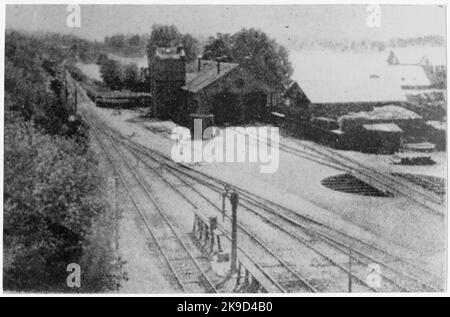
[182,61,238,93]
[297,78,407,104]
[385,64,432,87]
[362,123,403,133]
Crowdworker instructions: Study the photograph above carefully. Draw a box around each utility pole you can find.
[230,190,239,273]
[348,245,352,292]
[221,185,230,222]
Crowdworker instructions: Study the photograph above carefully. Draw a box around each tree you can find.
[181,33,200,63]
[99,59,123,90]
[109,34,125,50]
[4,31,126,292]
[128,34,141,47]
[232,28,292,88]
[148,24,181,49]
[123,63,140,91]
[97,53,108,65]
[202,29,293,88]
[147,24,199,62]
[203,33,234,61]
[3,114,118,291]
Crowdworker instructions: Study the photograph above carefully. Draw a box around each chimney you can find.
[198,58,201,72]
[217,60,220,74]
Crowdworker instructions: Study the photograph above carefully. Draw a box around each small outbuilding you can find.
[335,105,423,153]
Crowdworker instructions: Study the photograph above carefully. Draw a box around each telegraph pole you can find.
[348,245,352,292]
[230,190,239,273]
[221,185,230,222]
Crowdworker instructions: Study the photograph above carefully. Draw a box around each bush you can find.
[98,57,146,92]
[123,63,140,91]
[3,114,125,292]
[4,31,126,292]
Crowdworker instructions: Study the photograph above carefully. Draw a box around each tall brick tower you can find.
[148,45,186,120]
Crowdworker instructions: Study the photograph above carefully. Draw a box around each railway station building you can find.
[182,59,280,126]
[147,46,281,126]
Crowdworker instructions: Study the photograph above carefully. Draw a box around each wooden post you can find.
[244,269,250,285]
[192,215,198,235]
[236,262,242,285]
[221,185,229,222]
[217,235,222,253]
[348,245,352,293]
[199,221,203,240]
[209,217,217,253]
[221,191,226,221]
[230,191,239,273]
[205,227,209,245]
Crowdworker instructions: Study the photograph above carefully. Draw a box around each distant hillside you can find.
[104,34,149,57]
[285,35,445,52]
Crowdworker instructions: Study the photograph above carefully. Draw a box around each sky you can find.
[5,4,446,47]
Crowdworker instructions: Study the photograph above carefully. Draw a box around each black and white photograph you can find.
[1,2,448,297]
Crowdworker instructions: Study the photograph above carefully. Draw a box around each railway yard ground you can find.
[71,74,446,293]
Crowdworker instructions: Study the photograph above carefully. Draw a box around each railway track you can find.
[109,122,443,292]
[87,114,443,292]
[70,73,443,292]
[169,162,443,292]
[293,140,445,214]
[88,117,217,293]
[88,115,319,293]
[232,129,445,216]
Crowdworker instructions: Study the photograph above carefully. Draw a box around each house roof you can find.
[362,123,403,133]
[182,61,239,93]
[426,120,446,130]
[340,105,422,122]
[298,78,407,104]
[387,48,446,66]
[385,64,432,87]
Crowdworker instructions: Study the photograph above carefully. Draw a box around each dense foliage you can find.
[104,34,148,57]
[97,55,146,92]
[146,24,200,63]
[4,31,125,292]
[203,28,293,88]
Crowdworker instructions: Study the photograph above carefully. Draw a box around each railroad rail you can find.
[100,122,443,292]
[88,116,319,293]
[71,73,443,292]
[232,129,445,216]
[88,115,442,292]
[88,117,217,293]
